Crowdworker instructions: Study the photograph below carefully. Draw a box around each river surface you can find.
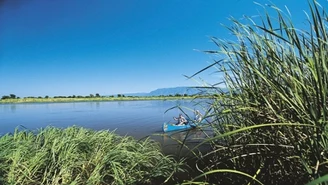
[0,99,212,154]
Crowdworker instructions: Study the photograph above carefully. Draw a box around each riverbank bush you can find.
[0,126,183,185]
[186,1,328,184]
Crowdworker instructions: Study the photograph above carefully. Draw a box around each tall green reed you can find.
[187,0,328,184]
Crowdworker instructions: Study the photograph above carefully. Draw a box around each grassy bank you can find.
[0,126,184,185]
[183,1,328,184]
[0,96,196,104]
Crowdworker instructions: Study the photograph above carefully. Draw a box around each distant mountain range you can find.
[122,86,226,97]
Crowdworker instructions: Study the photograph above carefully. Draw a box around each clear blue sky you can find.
[0,0,326,97]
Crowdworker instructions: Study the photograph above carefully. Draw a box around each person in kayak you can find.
[194,110,203,122]
[173,114,188,125]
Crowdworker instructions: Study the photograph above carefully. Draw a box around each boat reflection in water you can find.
[160,127,213,157]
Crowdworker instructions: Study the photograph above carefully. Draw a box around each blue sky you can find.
[0,0,326,97]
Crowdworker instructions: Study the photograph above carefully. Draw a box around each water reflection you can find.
[0,104,17,113]
[157,128,212,156]
[10,104,16,113]
[0,99,212,153]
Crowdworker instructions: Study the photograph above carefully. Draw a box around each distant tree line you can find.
[52,93,103,98]
[1,93,196,100]
[1,94,19,100]
[1,93,106,100]
[156,93,189,97]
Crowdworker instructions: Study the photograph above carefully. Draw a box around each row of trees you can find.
[1,94,18,100]
[53,93,103,99]
[1,93,194,100]
[1,94,104,100]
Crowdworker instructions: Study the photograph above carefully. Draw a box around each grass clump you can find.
[0,126,183,185]
[186,0,328,184]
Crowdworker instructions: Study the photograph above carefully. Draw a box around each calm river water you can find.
[0,99,211,154]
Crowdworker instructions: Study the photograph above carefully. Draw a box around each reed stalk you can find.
[188,0,328,184]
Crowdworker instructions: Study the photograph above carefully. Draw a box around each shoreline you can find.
[0,96,199,104]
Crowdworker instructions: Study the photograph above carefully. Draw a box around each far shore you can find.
[0,95,202,104]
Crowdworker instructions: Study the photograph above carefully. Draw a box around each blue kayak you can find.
[162,120,205,132]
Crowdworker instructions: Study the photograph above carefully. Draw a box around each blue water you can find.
[0,99,209,139]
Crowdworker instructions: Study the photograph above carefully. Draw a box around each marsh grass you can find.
[184,0,328,184]
[0,126,184,185]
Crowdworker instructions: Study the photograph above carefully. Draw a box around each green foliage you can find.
[0,126,183,185]
[1,96,10,100]
[306,174,328,185]
[1,94,16,100]
[188,0,328,184]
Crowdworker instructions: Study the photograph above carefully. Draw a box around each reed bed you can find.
[185,1,328,184]
[0,126,184,185]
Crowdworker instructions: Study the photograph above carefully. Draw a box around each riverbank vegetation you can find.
[183,1,328,184]
[0,126,184,185]
[2,1,327,184]
[0,94,199,104]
